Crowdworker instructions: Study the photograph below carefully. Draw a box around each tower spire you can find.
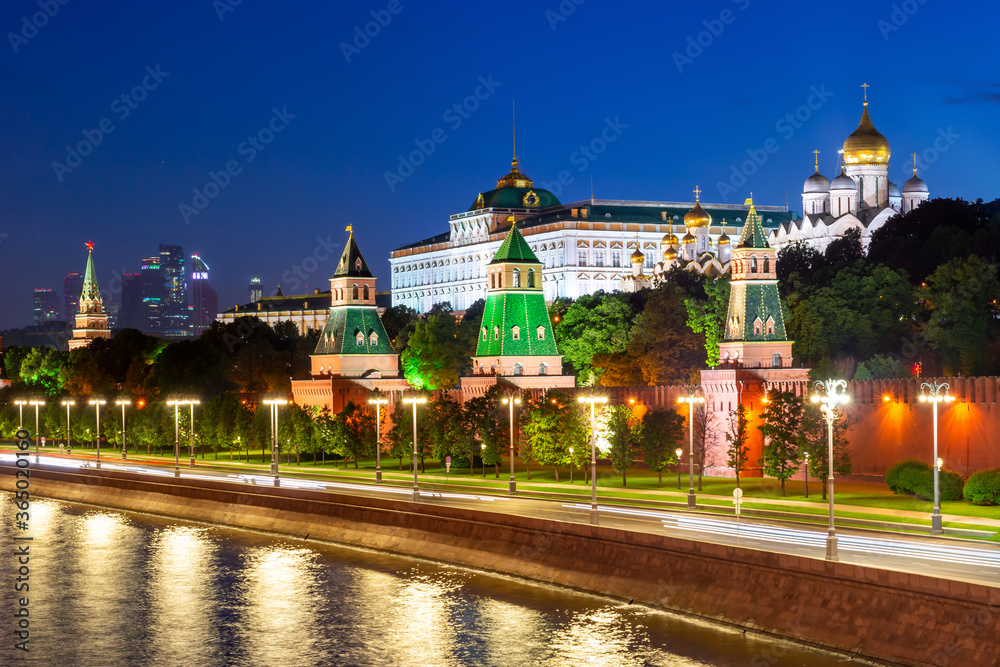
[912,152,918,176]
[512,100,516,162]
[813,149,821,172]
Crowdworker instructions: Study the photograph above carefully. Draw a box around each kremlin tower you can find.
[68,242,111,351]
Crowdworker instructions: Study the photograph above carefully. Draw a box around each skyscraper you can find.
[249,275,262,303]
[140,256,163,334]
[159,244,189,335]
[190,254,219,333]
[33,288,60,324]
[63,271,83,321]
[118,272,142,330]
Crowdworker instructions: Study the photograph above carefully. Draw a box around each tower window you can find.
[356,331,364,345]
[363,285,370,300]
[527,268,535,288]
[750,257,758,273]
[753,317,763,335]
[536,326,545,340]
[513,363,523,376]
[512,268,520,287]
[369,332,378,345]
[352,284,359,299]
[763,257,770,274]
[482,327,487,341]
[772,352,782,368]
[493,326,499,341]
[766,316,775,335]
[539,363,547,376]
[512,326,520,340]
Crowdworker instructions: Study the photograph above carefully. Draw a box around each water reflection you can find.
[0,495,855,667]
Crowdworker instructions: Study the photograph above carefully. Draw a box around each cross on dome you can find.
[813,149,821,172]
[861,82,870,103]
[692,185,702,202]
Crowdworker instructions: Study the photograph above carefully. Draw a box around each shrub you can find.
[885,459,965,501]
[963,468,1000,505]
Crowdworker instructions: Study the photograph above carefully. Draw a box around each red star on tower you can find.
[86,241,94,250]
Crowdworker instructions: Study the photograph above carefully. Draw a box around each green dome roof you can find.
[469,186,560,212]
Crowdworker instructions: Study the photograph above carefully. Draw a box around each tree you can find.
[685,276,730,367]
[823,227,865,267]
[381,305,419,348]
[556,293,642,385]
[692,402,716,491]
[425,396,467,471]
[638,408,685,487]
[757,392,804,496]
[333,401,373,468]
[519,390,587,482]
[463,385,508,478]
[853,355,912,380]
[18,347,67,395]
[800,403,852,499]
[606,404,640,486]
[400,309,474,390]
[725,404,751,489]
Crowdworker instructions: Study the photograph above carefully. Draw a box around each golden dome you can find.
[497,156,534,189]
[682,232,695,244]
[843,102,890,165]
[630,247,644,263]
[717,232,731,245]
[684,200,711,228]
[663,247,677,260]
[660,232,679,246]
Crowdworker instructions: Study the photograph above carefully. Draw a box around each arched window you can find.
[527,268,535,288]
[491,273,496,289]
[493,326,499,341]
[763,257,770,274]
[539,363,548,376]
[513,363,523,376]
[772,352,782,368]
[512,268,520,287]
[753,318,762,335]
[766,317,775,335]
[750,257,758,273]
[481,327,487,341]
[369,332,378,345]
[363,285,370,300]
[536,326,545,340]
[511,326,520,340]
[352,284,359,299]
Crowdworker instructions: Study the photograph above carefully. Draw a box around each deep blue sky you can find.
[2,0,998,330]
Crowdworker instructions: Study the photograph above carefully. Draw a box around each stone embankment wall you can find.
[7,464,997,667]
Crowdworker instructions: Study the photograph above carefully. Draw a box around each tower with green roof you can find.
[718,199,794,369]
[310,229,399,378]
[471,224,567,379]
[69,242,111,350]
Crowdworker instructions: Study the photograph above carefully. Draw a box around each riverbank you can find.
[5,462,998,667]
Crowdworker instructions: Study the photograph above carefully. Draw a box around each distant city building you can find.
[216,287,330,336]
[63,271,83,321]
[140,256,163,333]
[248,275,263,303]
[190,254,219,333]
[33,288,60,324]
[117,272,143,330]
[159,244,189,335]
[390,156,796,313]
[69,242,111,350]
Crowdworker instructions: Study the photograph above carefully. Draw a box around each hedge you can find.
[885,459,965,501]
[963,468,1000,506]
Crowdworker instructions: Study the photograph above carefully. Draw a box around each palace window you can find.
[612,250,621,268]
[578,250,587,266]
[594,250,605,267]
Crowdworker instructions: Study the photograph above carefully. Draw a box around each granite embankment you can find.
[6,464,998,667]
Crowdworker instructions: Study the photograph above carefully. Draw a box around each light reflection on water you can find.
[0,496,854,666]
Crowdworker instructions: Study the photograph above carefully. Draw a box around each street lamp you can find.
[29,400,45,463]
[678,390,705,509]
[368,396,389,483]
[811,379,850,561]
[569,446,574,483]
[577,395,608,525]
[262,399,288,487]
[402,396,428,502]
[481,443,486,477]
[804,451,810,498]
[88,399,105,469]
[675,447,683,489]
[919,381,954,535]
[501,395,521,494]
[61,400,75,454]
[167,400,183,477]
[115,399,131,460]
[15,400,27,429]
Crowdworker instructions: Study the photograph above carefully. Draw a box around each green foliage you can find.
[556,292,643,385]
[400,308,476,390]
[606,404,640,486]
[18,347,66,395]
[639,408,684,487]
[684,276,730,367]
[853,355,912,380]
[799,402,851,498]
[463,385,509,474]
[921,255,1000,376]
[885,459,965,501]
[725,404,751,485]
[380,305,419,348]
[963,468,1000,505]
[519,390,587,481]
[331,401,374,467]
[757,391,804,495]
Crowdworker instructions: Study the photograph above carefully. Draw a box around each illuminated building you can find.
[248,275,263,303]
[140,256,163,333]
[771,89,930,252]
[190,254,219,333]
[68,242,111,350]
[63,271,83,321]
[216,288,330,336]
[390,156,794,312]
[159,244,189,335]
[33,288,60,324]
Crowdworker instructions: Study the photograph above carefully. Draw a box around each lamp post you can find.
[678,390,705,509]
[919,381,954,535]
[29,400,45,463]
[811,379,850,561]
[675,447,683,489]
[88,399,105,469]
[262,399,287,487]
[115,399,131,460]
[577,395,608,525]
[61,400,75,455]
[403,397,427,502]
[368,397,389,483]
[167,400,182,477]
[501,395,521,495]
[15,400,27,429]
[804,452,810,499]
[481,443,486,477]
[569,446,574,483]
[187,400,200,467]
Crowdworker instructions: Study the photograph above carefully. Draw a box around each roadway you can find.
[5,452,999,588]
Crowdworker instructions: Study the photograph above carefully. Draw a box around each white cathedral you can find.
[769,93,930,252]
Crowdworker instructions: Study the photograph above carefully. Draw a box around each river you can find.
[0,495,858,666]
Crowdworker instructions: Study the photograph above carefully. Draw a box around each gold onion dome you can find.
[661,232,679,246]
[630,247,645,262]
[663,246,678,260]
[718,231,731,245]
[682,232,696,244]
[684,200,711,228]
[496,156,534,189]
[842,102,890,165]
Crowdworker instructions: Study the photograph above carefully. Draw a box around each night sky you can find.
[2,0,998,330]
